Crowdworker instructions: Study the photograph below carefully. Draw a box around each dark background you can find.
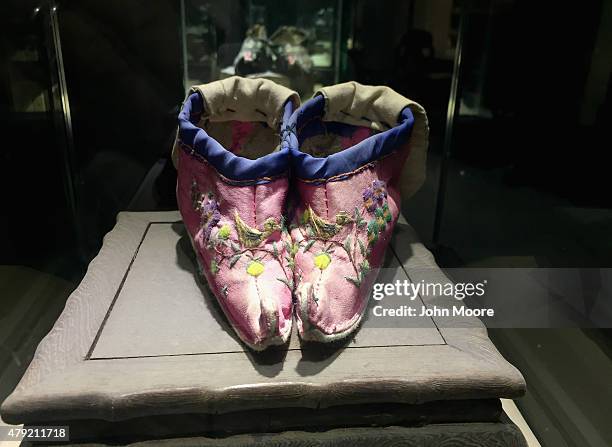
[1,0,611,445]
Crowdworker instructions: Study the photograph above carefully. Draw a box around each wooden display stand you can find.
[1,212,527,446]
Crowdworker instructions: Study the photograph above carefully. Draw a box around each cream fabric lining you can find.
[171,78,428,200]
[300,133,348,158]
[316,82,429,199]
[171,76,299,167]
[203,121,282,160]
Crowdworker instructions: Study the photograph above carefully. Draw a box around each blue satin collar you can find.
[178,92,292,181]
[178,90,414,183]
[285,94,414,181]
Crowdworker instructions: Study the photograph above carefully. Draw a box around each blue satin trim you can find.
[178,92,292,181]
[286,95,414,181]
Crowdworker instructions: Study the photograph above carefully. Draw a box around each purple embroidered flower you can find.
[363,180,387,212]
[372,180,387,201]
[362,187,376,212]
[200,197,220,241]
[203,210,221,241]
[201,199,218,221]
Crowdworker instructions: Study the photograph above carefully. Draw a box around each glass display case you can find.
[180,0,343,96]
[2,1,612,445]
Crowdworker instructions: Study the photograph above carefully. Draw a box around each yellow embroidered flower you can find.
[217,224,231,240]
[246,261,265,277]
[314,253,331,270]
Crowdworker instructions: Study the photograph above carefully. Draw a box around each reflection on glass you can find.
[181,0,341,97]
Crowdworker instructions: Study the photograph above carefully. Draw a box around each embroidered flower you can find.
[217,224,231,240]
[362,187,376,212]
[314,253,331,270]
[247,260,265,277]
[200,197,220,241]
[372,180,387,201]
[201,197,218,221]
[363,180,388,213]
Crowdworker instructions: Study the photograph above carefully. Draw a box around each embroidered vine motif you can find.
[295,179,391,289]
[209,216,287,283]
[190,178,292,289]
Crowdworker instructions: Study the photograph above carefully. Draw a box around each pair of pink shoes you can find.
[173,77,428,350]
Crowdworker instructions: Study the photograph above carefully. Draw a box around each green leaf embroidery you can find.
[303,240,316,252]
[367,220,380,245]
[361,259,370,271]
[368,220,378,232]
[272,242,279,258]
[358,239,367,257]
[291,243,299,256]
[359,259,370,282]
[383,203,392,222]
[210,260,219,275]
[277,277,293,290]
[285,253,296,270]
[354,206,366,228]
[229,254,241,269]
[345,276,361,287]
[343,236,352,261]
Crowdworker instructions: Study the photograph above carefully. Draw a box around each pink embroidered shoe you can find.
[287,82,429,342]
[173,77,299,350]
